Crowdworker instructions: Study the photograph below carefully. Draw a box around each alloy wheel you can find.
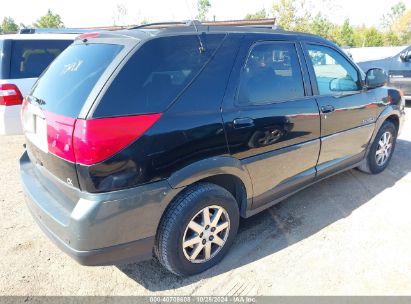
[375,131,393,166]
[182,205,230,264]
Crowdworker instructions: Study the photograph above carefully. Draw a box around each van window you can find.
[237,42,305,105]
[10,40,72,79]
[93,34,225,118]
[0,40,5,79]
[30,43,124,118]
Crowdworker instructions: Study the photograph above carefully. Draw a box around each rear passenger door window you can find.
[237,42,305,105]
[306,44,361,95]
[10,40,72,79]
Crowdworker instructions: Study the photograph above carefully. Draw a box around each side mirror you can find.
[400,50,411,61]
[365,68,387,89]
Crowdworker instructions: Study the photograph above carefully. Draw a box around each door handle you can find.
[321,105,335,114]
[233,117,254,129]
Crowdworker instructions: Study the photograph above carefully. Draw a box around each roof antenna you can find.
[185,0,206,53]
[188,20,206,53]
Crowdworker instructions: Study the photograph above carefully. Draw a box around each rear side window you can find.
[10,40,72,79]
[237,42,305,105]
[93,34,225,118]
[30,43,124,118]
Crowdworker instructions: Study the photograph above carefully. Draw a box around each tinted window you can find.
[0,40,5,79]
[307,44,361,95]
[10,40,72,79]
[237,42,305,105]
[30,43,124,118]
[93,34,225,118]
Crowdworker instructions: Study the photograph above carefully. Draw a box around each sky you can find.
[1,0,411,28]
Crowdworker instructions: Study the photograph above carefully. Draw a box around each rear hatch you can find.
[21,34,136,189]
[22,31,226,192]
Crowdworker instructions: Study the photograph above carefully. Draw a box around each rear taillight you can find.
[0,84,23,106]
[73,114,161,165]
[44,112,161,165]
[45,111,77,162]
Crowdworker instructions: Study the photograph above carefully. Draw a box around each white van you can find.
[0,31,76,135]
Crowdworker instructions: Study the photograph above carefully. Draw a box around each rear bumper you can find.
[20,151,180,266]
[0,104,22,135]
[29,205,154,266]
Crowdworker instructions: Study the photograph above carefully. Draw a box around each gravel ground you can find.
[1,107,410,296]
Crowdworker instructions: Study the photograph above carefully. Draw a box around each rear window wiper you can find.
[27,95,46,106]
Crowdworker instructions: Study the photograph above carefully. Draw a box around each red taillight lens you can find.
[45,111,77,162]
[73,114,162,165]
[42,111,161,165]
[0,84,23,106]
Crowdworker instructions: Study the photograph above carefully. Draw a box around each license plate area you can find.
[22,103,48,153]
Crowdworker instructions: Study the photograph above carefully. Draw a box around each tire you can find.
[358,120,397,174]
[155,182,239,276]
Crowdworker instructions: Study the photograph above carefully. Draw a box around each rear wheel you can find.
[358,121,397,174]
[155,183,239,276]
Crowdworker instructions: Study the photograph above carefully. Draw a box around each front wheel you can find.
[358,121,397,174]
[155,183,239,276]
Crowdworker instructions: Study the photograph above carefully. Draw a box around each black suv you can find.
[20,23,405,276]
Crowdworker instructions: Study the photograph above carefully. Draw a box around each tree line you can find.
[0,9,64,33]
[1,1,410,48]
[247,0,410,47]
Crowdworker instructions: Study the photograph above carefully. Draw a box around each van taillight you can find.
[0,84,23,106]
[45,113,161,165]
[73,114,161,165]
[45,112,77,162]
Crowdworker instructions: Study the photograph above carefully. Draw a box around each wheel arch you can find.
[385,114,400,134]
[167,156,253,217]
[372,106,401,144]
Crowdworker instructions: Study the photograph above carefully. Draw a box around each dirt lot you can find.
[1,107,411,296]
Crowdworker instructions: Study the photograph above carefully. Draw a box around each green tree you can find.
[309,13,335,42]
[335,19,355,47]
[1,17,19,34]
[272,0,311,32]
[245,9,267,20]
[353,26,384,47]
[196,0,211,22]
[364,27,384,46]
[33,9,64,28]
[383,31,402,46]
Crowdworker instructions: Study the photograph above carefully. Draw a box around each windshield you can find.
[30,43,124,118]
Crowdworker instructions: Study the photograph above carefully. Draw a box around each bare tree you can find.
[113,4,128,26]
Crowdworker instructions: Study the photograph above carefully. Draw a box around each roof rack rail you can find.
[126,18,278,31]
[203,18,277,28]
[128,21,198,30]
[18,28,94,34]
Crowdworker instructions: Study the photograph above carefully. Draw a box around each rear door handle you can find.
[233,117,254,129]
[321,105,335,114]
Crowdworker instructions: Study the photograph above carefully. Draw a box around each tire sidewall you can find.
[163,185,239,276]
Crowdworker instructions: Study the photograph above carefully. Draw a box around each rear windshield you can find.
[10,40,72,79]
[30,43,124,118]
[92,34,225,118]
